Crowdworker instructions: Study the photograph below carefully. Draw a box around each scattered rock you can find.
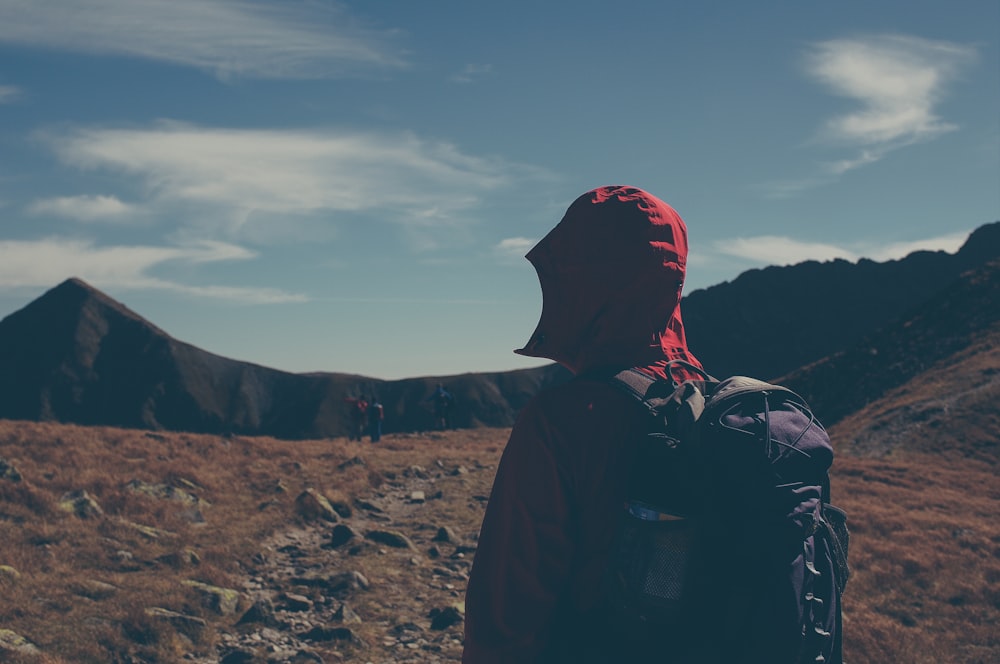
[178,507,207,523]
[220,648,257,664]
[280,592,313,612]
[125,479,208,506]
[333,602,362,624]
[237,597,281,628]
[300,625,357,643]
[144,607,207,640]
[432,526,458,543]
[183,580,241,615]
[337,456,366,471]
[391,621,423,635]
[58,489,103,519]
[365,529,415,549]
[450,466,469,476]
[156,548,201,568]
[329,499,352,519]
[294,489,339,523]
[353,498,384,513]
[429,605,464,630]
[0,565,21,585]
[71,579,117,600]
[121,519,175,540]
[404,465,428,479]
[0,628,40,655]
[328,524,359,548]
[292,570,370,596]
[408,491,426,504]
[0,458,22,482]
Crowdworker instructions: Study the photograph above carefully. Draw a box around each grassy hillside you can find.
[0,420,996,663]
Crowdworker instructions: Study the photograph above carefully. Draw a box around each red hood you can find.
[515,185,701,375]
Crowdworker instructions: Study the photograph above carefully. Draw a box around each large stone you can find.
[125,479,209,506]
[334,602,362,624]
[144,607,207,640]
[429,605,464,630]
[328,524,359,548]
[0,458,22,482]
[300,625,357,643]
[220,649,257,664]
[72,579,118,600]
[183,580,241,615]
[432,526,458,543]
[156,548,201,568]
[293,570,370,596]
[121,519,176,540]
[280,592,313,612]
[0,565,21,585]
[0,629,40,655]
[237,597,280,628]
[58,490,103,519]
[365,529,415,549]
[294,489,339,523]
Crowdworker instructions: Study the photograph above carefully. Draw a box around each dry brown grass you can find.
[0,419,997,663]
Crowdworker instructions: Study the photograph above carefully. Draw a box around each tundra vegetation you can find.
[0,419,997,663]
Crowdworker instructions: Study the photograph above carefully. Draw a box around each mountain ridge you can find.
[0,222,997,443]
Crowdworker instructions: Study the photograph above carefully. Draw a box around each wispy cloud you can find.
[0,84,20,103]
[0,0,406,79]
[714,230,971,267]
[27,194,137,222]
[452,63,493,84]
[494,236,536,261]
[0,237,305,303]
[759,34,976,199]
[39,122,536,238]
[805,34,975,173]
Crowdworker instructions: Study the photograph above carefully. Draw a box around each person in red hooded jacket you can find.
[463,186,705,663]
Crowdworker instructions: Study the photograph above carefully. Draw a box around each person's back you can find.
[463,186,706,662]
[462,186,845,663]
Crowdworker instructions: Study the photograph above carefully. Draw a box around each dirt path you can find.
[198,455,495,664]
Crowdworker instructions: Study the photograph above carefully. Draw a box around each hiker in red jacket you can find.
[463,186,705,663]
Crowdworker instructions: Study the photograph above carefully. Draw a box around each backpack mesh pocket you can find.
[610,509,696,620]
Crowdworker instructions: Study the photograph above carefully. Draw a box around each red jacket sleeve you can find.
[462,397,576,663]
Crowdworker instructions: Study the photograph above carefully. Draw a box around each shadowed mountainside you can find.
[682,221,1000,380]
[778,260,1000,462]
[0,279,570,438]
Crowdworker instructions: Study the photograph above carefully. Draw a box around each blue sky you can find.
[0,1,997,380]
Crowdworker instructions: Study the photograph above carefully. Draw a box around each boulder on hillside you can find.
[0,458,22,482]
[58,490,103,519]
[144,607,207,640]
[294,489,339,523]
[365,529,415,549]
[183,580,241,615]
[0,629,40,655]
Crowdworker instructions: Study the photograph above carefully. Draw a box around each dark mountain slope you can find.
[681,221,1000,380]
[778,260,1000,461]
[1,222,996,441]
[0,279,571,438]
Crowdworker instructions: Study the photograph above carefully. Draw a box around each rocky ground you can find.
[191,455,493,664]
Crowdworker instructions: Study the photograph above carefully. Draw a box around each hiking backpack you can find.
[603,361,850,663]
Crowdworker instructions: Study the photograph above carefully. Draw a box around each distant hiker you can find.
[426,383,454,430]
[368,396,384,442]
[463,186,848,663]
[344,395,368,441]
